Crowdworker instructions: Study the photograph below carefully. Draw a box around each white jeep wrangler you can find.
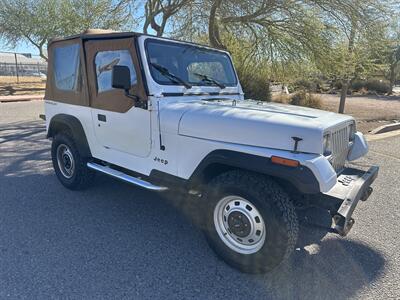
[44,29,378,274]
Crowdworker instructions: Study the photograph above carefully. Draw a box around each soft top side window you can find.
[53,43,81,91]
[94,50,137,93]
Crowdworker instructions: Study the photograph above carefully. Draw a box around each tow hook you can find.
[332,214,355,236]
[361,187,373,202]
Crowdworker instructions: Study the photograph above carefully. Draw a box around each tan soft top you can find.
[46,29,147,111]
[48,29,142,45]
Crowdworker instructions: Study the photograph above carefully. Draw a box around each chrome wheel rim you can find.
[213,195,266,254]
[56,144,75,179]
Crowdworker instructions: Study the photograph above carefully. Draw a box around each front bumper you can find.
[322,166,379,236]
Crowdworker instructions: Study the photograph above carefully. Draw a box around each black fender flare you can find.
[47,114,92,158]
[189,150,321,194]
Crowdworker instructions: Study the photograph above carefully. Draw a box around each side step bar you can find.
[87,162,168,192]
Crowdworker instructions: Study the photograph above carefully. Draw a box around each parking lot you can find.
[0,100,399,299]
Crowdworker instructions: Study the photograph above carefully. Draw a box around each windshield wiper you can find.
[150,62,192,89]
[193,72,226,89]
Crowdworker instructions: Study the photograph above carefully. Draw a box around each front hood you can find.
[161,99,354,154]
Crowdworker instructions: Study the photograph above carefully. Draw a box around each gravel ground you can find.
[0,100,399,299]
[320,94,400,133]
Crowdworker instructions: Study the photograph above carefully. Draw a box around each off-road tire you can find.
[51,132,94,190]
[203,170,298,274]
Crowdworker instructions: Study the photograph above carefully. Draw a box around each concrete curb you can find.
[365,129,400,141]
[370,122,400,134]
[0,95,44,103]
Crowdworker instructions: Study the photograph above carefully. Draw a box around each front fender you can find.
[189,149,337,194]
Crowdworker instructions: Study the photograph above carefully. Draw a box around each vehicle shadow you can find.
[0,121,385,299]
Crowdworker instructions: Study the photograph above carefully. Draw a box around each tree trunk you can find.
[388,63,396,95]
[339,81,349,113]
[338,20,357,114]
[38,45,48,61]
[143,19,150,34]
[208,0,226,50]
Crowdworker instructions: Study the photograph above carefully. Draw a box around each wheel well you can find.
[48,120,72,138]
[47,114,92,158]
[201,163,237,183]
[202,163,301,193]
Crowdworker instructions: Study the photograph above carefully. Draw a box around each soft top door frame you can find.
[84,37,148,113]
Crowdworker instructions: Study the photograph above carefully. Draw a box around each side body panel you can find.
[90,107,151,157]
[45,101,168,176]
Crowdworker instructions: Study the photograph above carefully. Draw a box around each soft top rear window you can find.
[53,43,80,91]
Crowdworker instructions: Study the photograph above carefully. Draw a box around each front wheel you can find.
[203,170,298,274]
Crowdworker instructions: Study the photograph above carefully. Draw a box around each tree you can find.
[0,0,133,61]
[388,45,400,94]
[143,0,190,37]
[338,17,357,113]
[171,0,388,67]
[320,0,390,113]
[386,18,400,94]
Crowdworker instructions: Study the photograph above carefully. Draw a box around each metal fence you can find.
[0,51,47,83]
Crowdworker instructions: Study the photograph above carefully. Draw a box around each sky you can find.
[0,40,38,55]
[0,3,148,56]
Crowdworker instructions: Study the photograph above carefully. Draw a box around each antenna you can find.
[157,101,165,151]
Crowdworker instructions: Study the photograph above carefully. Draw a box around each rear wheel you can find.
[203,170,298,273]
[51,132,94,190]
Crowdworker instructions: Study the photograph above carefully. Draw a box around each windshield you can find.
[146,39,238,88]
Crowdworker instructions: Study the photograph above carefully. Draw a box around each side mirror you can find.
[112,65,131,91]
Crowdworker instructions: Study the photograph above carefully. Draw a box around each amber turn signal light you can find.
[271,156,300,167]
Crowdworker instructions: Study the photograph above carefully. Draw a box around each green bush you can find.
[348,79,390,94]
[365,79,390,94]
[289,91,322,109]
[350,79,365,91]
[239,73,272,101]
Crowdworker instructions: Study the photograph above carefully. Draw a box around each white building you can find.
[0,52,47,76]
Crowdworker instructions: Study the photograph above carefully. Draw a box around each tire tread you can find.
[205,170,299,273]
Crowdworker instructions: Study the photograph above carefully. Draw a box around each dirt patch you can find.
[0,76,45,84]
[319,94,400,133]
[272,92,400,133]
[0,76,45,96]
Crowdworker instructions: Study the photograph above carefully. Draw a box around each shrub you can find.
[289,91,322,109]
[365,79,390,94]
[351,79,365,92]
[273,93,291,104]
[293,78,324,92]
[345,79,390,94]
[239,73,272,101]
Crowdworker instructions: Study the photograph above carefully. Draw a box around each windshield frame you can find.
[144,38,238,88]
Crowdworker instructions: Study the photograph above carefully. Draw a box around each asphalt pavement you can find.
[0,100,399,299]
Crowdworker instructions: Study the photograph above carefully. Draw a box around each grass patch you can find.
[273,91,322,108]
